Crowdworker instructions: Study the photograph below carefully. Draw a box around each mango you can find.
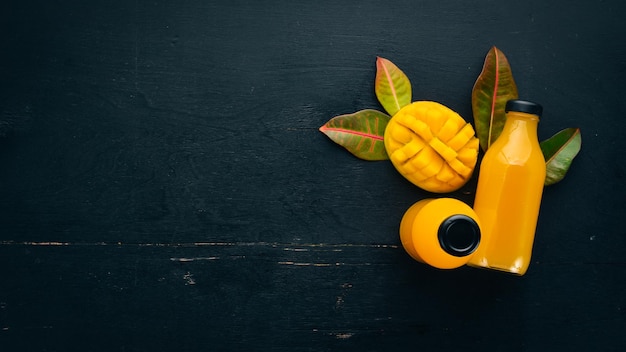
[384,101,479,193]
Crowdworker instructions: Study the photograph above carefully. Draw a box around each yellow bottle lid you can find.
[400,198,482,269]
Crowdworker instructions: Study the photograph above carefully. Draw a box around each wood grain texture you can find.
[1,0,625,350]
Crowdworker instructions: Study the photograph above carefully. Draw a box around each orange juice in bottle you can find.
[467,100,545,275]
[400,198,481,269]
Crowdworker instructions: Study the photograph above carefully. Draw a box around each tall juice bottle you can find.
[467,100,545,275]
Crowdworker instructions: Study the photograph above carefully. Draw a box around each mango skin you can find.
[384,101,479,193]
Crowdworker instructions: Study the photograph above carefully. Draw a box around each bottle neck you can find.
[502,111,540,139]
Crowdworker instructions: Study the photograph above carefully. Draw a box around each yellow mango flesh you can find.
[384,101,479,193]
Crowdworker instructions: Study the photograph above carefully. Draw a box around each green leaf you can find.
[541,128,582,186]
[319,109,390,161]
[472,46,519,151]
[375,57,412,116]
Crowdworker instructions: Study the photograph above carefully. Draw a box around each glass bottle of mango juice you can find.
[467,100,545,275]
[400,198,481,270]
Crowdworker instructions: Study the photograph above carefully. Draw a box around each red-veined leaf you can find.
[472,46,519,151]
[375,57,412,116]
[540,128,582,185]
[319,109,390,160]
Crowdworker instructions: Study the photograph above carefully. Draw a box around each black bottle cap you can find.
[438,214,481,257]
[505,99,543,116]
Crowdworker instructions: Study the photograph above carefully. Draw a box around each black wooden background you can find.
[1,0,625,351]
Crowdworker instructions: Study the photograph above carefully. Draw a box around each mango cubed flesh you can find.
[383,101,479,193]
[429,137,458,162]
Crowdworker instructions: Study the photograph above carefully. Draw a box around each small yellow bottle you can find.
[467,100,546,275]
[400,198,481,269]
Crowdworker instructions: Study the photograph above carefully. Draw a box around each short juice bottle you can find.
[467,100,546,275]
[400,198,481,269]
